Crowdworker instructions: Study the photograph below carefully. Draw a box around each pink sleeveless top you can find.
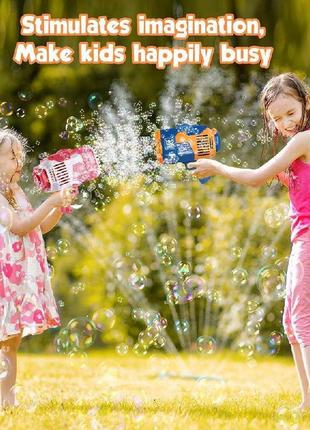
[289,158,310,243]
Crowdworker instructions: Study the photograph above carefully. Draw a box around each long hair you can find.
[0,128,28,209]
[260,73,310,186]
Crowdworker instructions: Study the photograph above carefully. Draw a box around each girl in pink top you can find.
[189,73,310,410]
[0,129,77,409]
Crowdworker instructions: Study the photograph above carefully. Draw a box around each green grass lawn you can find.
[0,350,308,429]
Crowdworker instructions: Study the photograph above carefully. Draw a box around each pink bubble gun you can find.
[32,146,100,214]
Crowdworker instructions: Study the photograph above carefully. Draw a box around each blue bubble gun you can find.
[155,123,221,184]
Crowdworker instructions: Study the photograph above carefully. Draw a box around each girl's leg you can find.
[291,344,310,406]
[0,333,22,408]
[300,345,310,407]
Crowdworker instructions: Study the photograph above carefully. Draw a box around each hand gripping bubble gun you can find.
[32,146,100,214]
[155,123,221,184]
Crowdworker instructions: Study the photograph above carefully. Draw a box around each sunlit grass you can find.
[1,350,309,429]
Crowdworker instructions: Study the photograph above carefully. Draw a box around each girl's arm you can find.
[40,208,63,234]
[188,131,309,186]
[0,189,74,237]
[0,195,56,237]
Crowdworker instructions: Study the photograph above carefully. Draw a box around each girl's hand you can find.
[47,187,78,208]
[187,159,221,179]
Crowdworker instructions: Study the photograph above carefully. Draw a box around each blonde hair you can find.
[0,128,28,209]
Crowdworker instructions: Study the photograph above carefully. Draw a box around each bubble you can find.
[55,327,71,353]
[177,261,191,278]
[94,200,105,212]
[158,317,168,330]
[71,281,85,295]
[206,289,222,303]
[247,300,259,313]
[133,224,145,236]
[18,90,33,101]
[0,101,13,116]
[264,204,289,228]
[35,105,48,119]
[147,315,168,334]
[154,335,166,348]
[46,100,55,110]
[169,283,188,304]
[197,336,216,354]
[129,272,146,290]
[0,117,8,128]
[39,151,49,160]
[58,97,68,107]
[160,254,173,266]
[183,275,205,300]
[144,310,160,326]
[136,190,152,206]
[248,306,265,323]
[47,263,55,279]
[56,239,70,255]
[133,342,148,356]
[246,320,260,336]
[0,357,9,380]
[88,93,103,110]
[159,234,177,254]
[231,268,248,286]
[16,108,26,118]
[66,317,97,350]
[231,247,242,258]
[238,342,254,358]
[205,256,218,272]
[164,279,176,294]
[116,343,129,355]
[0,206,13,233]
[132,308,145,320]
[275,257,289,272]
[187,205,202,219]
[67,350,88,369]
[25,390,39,413]
[155,244,165,257]
[59,131,69,140]
[71,190,89,210]
[66,116,83,133]
[165,280,183,303]
[175,319,189,333]
[269,331,283,348]
[138,329,155,347]
[46,246,57,261]
[257,265,286,297]
[91,308,116,332]
[262,245,277,259]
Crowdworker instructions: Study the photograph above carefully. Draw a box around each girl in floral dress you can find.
[0,129,77,409]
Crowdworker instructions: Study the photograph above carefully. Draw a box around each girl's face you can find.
[0,136,24,186]
[267,93,304,138]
